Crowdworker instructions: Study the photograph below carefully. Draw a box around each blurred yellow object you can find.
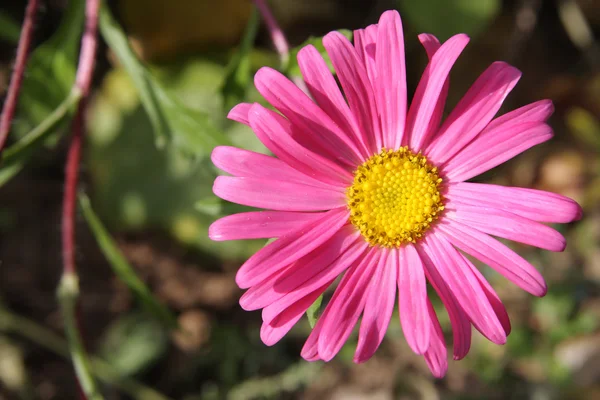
[118,0,253,60]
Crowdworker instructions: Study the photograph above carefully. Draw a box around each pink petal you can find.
[427,62,522,165]
[354,248,397,362]
[213,176,345,211]
[486,99,554,131]
[461,253,511,335]
[437,220,547,296]
[417,33,447,143]
[241,228,362,311]
[209,211,325,241]
[318,249,380,361]
[323,31,382,151]
[375,10,407,149]
[254,67,363,166]
[444,122,553,182]
[445,182,582,223]
[297,45,370,158]
[211,146,342,189]
[261,231,368,322]
[235,207,349,289]
[299,247,370,363]
[406,34,470,151]
[260,284,328,346]
[445,202,566,252]
[418,33,441,58]
[397,244,431,354]
[248,104,353,186]
[422,233,507,345]
[227,102,253,125]
[418,244,472,360]
[423,300,448,378]
[354,24,378,89]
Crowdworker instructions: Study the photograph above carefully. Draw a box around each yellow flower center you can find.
[347,147,445,248]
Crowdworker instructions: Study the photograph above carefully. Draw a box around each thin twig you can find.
[0,0,39,157]
[253,0,289,69]
[60,0,102,399]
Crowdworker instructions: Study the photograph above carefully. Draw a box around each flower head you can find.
[209,10,582,377]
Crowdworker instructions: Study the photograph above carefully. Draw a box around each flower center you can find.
[347,147,444,248]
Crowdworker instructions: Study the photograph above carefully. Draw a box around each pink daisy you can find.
[209,10,582,377]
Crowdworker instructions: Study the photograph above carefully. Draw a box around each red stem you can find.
[253,0,289,66]
[0,0,39,156]
[61,0,100,276]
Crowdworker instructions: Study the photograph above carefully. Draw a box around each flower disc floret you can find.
[347,147,445,247]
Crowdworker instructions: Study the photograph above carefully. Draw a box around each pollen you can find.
[347,147,445,248]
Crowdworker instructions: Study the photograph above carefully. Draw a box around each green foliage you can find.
[12,0,82,137]
[0,0,84,186]
[221,7,260,110]
[306,295,323,329]
[86,68,263,259]
[285,30,353,77]
[398,0,500,40]
[99,313,169,377]
[0,89,81,186]
[0,10,20,44]
[98,4,229,156]
[79,193,178,329]
[566,107,600,149]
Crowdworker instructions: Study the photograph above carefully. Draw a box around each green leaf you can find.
[98,4,229,155]
[99,313,169,377]
[398,0,500,41]
[1,0,84,187]
[86,68,262,259]
[13,0,84,139]
[79,193,178,330]
[306,295,323,328]
[0,10,21,44]
[0,88,81,186]
[221,7,260,110]
[285,30,353,77]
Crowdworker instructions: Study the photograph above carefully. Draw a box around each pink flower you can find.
[209,10,582,377]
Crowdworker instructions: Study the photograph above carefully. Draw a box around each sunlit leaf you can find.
[79,193,178,329]
[285,30,353,77]
[306,295,323,328]
[87,68,262,259]
[98,4,229,155]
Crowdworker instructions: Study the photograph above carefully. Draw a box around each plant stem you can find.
[0,306,173,400]
[60,0,101,399]
[63,0,100,275]
[253,0,289,69]
[58,274,103,400]
[0,0,39,157]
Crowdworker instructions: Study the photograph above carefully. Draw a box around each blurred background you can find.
[0,0,599,399]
